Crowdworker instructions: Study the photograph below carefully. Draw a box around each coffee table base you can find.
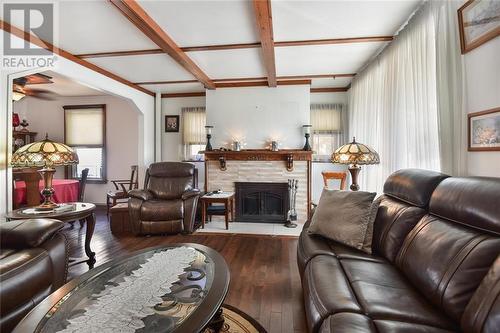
[205,308,225,332]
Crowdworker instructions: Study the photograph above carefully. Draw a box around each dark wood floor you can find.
[63,207,307,333]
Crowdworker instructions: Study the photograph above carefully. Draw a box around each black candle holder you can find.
[206,134,213,151]
[303,133,312,151]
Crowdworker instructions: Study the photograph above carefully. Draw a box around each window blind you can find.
[65,108,104,146]
[310,104,344,134]
[182,107,206,145]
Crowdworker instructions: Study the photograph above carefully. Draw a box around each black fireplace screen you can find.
[235,182,289,223]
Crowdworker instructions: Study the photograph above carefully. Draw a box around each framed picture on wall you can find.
[468,107,500,151]
[458,0,500,54]
[165,115,180,133]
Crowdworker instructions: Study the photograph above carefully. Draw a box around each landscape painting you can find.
[468,108,500,151]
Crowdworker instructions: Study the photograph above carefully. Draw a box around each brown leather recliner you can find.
[0,219,68,333]
[298,169,500,333]
[128,162,200,235]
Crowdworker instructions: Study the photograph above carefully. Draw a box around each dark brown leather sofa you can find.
[298,169,500,333]
[0,219,68,333]
[128,162,200,235]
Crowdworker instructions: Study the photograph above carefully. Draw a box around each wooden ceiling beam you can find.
[215,79,310,88]
[275,36,393,47]
[161,92,206,98]
[133,74,354,85]
[310,87,349,93]
[252,0,277,87]
[109,0,215,89]
[75,36,392,59]
[160,84,349,98]
[0,20,154,96]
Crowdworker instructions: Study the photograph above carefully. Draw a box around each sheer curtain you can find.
[182,107,206,160]
[348,1,464,192]
[311,104,348,160]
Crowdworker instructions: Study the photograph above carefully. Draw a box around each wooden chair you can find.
[78,168,89,202]
[321,171,347,190]
[106,165,139,215]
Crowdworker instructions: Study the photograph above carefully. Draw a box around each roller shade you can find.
[182,107,206,145]
[65,108,104,146]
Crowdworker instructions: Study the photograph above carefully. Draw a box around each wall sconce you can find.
[205,125,213,151]
[302,125,312,151]
[218,156,227,171]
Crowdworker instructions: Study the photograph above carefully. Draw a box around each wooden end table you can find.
[200,192,235,230]
[5,202,97,268]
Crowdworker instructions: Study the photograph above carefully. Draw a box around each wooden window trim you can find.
[63,104,107,183]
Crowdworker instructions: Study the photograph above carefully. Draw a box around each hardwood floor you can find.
[63,207,307,333]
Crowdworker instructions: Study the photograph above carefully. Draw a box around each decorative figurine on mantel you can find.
[285,179,298,228]
[20,119,29,132]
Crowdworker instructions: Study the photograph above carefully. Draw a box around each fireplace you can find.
[235,182,289,223]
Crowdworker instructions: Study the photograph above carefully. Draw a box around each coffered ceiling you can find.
[1,0,421,96]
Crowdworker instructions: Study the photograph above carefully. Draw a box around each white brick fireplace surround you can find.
[205,150,312,223]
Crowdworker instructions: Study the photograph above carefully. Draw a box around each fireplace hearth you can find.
[235,182,289,223]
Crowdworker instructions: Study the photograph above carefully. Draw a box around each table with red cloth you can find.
[14,179,80,206]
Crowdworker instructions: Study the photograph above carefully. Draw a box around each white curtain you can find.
[310,104,348,159]
[348,0,464,192]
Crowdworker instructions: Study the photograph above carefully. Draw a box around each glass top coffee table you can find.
[13,244,230,333]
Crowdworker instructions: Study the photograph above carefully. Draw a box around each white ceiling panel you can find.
[138,0,259,46]
[35,71,106,97]
[140,82,205,94]
[56,1,157,54]
[89,54,195,82]
[188,49,266,79]
[272,0,420,41]
[311,77,352,88]
[276,42,388,76]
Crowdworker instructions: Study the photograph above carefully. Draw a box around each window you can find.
[64,104,106,182]
[182,107,206,161]
[311,104,347,161]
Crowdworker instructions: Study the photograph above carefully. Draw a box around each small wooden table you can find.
[5,202,97,268]
[200,192,235,230]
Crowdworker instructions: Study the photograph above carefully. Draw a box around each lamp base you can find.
[35,167,59,211]
[348,165,361,191]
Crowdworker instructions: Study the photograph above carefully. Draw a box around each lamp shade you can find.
[331,137,380,165]
[11,135,79,168]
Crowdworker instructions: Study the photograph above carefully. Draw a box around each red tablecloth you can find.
[14,179,80,205]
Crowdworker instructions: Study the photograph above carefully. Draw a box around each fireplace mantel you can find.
[204,149,313,161]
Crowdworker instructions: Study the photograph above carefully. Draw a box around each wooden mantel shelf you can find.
[204,149,312,161]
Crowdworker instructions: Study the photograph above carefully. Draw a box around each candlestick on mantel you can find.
[205,125,213,151]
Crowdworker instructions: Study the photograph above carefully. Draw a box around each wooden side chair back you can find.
[321,171,347,190]
[106,165,139,215]
[78,168,89,202]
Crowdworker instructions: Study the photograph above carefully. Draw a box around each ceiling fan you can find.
[12,73,56,101]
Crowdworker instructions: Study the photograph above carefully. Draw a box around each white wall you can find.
[463,38,500,177]
[310,92,348,104]
[206,85,310,149]
[13,95,140,204]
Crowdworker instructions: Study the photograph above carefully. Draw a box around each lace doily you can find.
[57,246,198,333]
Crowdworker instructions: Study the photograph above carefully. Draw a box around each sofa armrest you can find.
[128,189,154,201]
[0,219,64,249]
[182,189,200,200]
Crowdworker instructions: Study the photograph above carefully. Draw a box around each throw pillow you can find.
[308,189,378,254]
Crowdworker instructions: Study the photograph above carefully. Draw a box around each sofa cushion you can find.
[318,314,457,333]
[396,215,500,322]
[0,219,64,249]
[308,189,377,253]
[304,255,457,332]
[372,195,427,262]
[303,255,363,332]
[383,168,449,208]
[140,200,183,221]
